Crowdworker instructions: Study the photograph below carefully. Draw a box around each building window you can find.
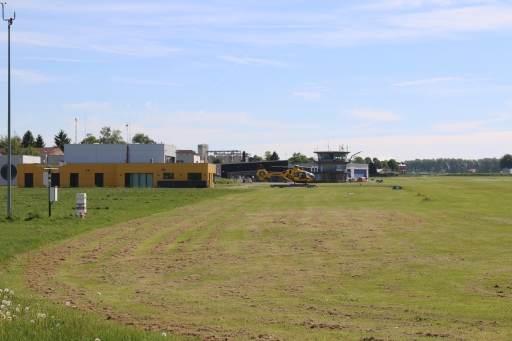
[163,173,174,179]
[125,173,153,188]
[188,173,202,181]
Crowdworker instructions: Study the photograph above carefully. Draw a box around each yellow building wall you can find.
[17,163,216,188]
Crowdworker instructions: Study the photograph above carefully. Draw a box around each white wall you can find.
[64,144,176,164]
[177,154,200,163]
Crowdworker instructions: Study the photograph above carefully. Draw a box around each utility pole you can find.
[2,3,15,216]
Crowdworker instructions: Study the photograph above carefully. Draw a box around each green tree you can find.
[99,126,125,144]
[212,157,223,164]
[21,130,35,148]
[54,129,71,151]
[131,133,155,144]
[364,157,372,164]
[23,145,40,156]
[500,154,512,169]
[353,156,364,163]
[387,159,399,171]
[35,134,45,148]
[288,152,310,164]
[0,133,23,155]
[252,155,263,162]
[80,133,99,144]
[368,162,378,175]
[270,151,279,160]
[264,151,272,161]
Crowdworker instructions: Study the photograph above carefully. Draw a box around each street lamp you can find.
[1,3,15,216]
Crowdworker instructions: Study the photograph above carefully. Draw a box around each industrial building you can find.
[17,144,216,188]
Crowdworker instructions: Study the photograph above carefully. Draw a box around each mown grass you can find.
[0,187,240,264]
[2,176,512,340]
[0,186,242,341]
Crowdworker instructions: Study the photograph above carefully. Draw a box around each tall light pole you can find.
[2,3,15,216]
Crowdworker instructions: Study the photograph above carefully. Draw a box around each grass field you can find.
[1,177,512,340]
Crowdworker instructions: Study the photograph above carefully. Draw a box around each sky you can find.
[1,0,512,161]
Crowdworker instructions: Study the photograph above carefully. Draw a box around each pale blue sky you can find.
[1,0,512,160]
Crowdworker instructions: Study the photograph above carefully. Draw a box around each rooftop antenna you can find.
[2,2,15,216]
[126,123,129,143]
[84,110,87,137]
[75,118,77,144]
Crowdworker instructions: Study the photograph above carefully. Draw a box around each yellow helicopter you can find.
[256,165,316,186]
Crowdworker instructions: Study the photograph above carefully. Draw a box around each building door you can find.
[25,173,34,188]
[95,173,104,187]
[70,173,79,188]
[51,173,60,187]
[354,169,367,178]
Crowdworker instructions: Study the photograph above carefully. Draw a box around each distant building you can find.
[198,144,208,163]
[346,163,370,180]
[64,143,176,164]
[398,161,406,174]
[207,150,244,163]
[17,144,216,188]
[313,148,350,183]
[177,150,200,163]
[220,160,288,180]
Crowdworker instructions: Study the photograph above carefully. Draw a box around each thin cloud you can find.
[219,55,287,67]
[111,77,179,86]
[392,77,492,86]
[293,92,323,101]
[90,44,180,57]
[7,69,55,84]
[61,102,112,111]
[389,6,512,32]
[22,57,116,63]
[435,118,506,132]
[347,109,401,122]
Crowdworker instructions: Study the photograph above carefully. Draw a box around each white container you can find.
[76,193,87,216]
[50,187,58,202]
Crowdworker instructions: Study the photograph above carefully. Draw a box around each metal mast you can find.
[2,3,15,216]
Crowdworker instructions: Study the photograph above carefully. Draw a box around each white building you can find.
[346,163,370,179]
[64,144,176,164]
[176,150,201,163]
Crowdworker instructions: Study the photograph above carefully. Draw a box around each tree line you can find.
[0,127,157,155]
[405,156,512,174]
